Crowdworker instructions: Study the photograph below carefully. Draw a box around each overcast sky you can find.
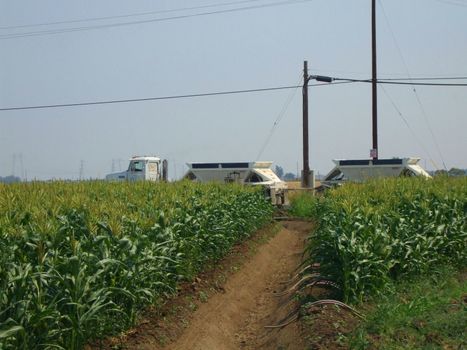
[1,0,466,180]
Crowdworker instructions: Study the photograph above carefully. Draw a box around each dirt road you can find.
[113,220,312,350]
[168,221,311,350]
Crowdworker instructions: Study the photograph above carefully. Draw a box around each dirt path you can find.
[107,220,312,350]
[164,220,311,350]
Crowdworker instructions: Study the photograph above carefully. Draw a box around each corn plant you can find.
[0,180,273,349]
[301,177,467,303]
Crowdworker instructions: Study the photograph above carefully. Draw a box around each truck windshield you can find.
[129,161,144,172]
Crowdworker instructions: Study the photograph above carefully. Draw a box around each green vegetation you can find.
[349,266,466,349]
[289,191,317,218]
[291,177,466,349]
[300,177,466,303]
[0,180,273,349]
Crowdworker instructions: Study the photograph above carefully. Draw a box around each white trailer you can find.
[322,157,431,184]
[183,161,288,205]
[106,156,168,182]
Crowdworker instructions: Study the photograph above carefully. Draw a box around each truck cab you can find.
[106,156,167,182]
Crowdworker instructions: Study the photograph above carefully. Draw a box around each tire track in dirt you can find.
[160,220,312,350]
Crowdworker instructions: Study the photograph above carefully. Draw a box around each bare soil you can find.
[97,220,315,350]
[164,220,310,350]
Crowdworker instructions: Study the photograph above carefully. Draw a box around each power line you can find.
[79,160,85,180]
[256,74,302,160]
[0,0,313,40]
[0,0,267,30]
[411,86,448,170]
[0,81,352,112]
[379,0,448,170]
[433,0,467,8]
[334,78,467,86]
[381,76,467,81]
[310,67,467,79]
[381,81,467,86]
[1,78,466,112]
[0,85,299,111]
[379,84,439,170]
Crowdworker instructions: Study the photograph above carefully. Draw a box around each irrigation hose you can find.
[304,299,365,319]
[273,274,320,297]
[264,313,299,329]
[279,270,319,285]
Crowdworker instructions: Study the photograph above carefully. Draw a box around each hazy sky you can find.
[1,0,466,180]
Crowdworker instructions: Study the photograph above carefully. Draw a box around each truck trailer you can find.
[183,161,288,205]
[322,157,431,184]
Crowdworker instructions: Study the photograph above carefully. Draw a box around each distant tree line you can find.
[433,168,467,177]
[0,175,21,184]
[274,165,298,181]
[274,165,466,181]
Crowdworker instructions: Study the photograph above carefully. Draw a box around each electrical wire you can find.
[0,86,299,111]
[0,81,353,112]
[255,75,302,160]
[311,68,467,79]
[379,76,467,81]
[0,0,268,31]
[0,0,313,40]
[410,87,448,170]
[333,78,467,86]
[433,0,467,8]
[379,0,448,170]
[1,78,466,112]
[380,81,467,86]
[379,84,439,170]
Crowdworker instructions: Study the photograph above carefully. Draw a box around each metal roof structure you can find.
[323,157,431,183]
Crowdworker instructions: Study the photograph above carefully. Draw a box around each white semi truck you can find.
[106,156,168,182]
[183,161,288,205]
[106,157,287,205]
[322,157,431,184]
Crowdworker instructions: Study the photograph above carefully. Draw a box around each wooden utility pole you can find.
[302,60,310,188]
[371,0,378,159]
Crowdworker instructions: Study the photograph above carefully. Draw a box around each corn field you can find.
[0,180,273,349]
[303,177,467,303]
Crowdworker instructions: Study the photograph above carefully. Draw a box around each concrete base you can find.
[301,169,315,189]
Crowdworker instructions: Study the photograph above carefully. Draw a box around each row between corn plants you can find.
[0,180,273,349]
[296,177,466,304]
